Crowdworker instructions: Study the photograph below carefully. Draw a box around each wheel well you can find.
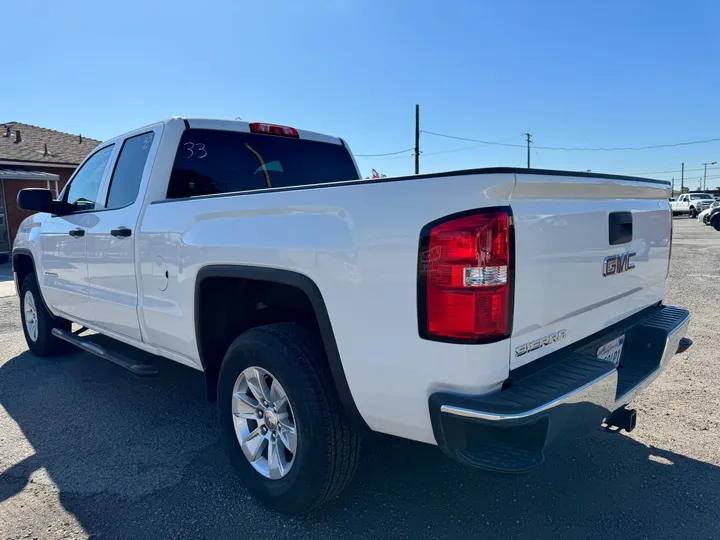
[197,277,323,402]
[13,253,34,291]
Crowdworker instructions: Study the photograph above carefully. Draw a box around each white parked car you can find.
[698,200,720,224]
[12,118,691,513]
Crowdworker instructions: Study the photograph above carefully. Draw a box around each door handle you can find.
[68,228,85,238]
[110,227,132,238]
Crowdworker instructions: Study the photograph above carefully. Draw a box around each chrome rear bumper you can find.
[429,305,690,473]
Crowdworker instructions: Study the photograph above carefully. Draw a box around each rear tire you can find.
[712,216,720,232]
[217,323,361,513]
[19,274,70,357]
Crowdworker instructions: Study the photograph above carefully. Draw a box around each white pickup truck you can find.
[670,192,715,217]
[13,118,691,513]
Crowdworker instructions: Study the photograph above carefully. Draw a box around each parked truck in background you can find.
[12,118,691,513]
[671,193,715,217]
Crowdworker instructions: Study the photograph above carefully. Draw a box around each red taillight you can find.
[419,209,512,342]
[249,122,299,138]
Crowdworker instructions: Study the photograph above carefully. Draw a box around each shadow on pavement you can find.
[1,348,719,540]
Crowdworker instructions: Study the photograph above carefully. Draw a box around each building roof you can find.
[0,167,59,181]
[0,122,101,166]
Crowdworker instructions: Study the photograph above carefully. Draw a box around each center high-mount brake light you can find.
[418,209,512,342]
[249,122,299,138]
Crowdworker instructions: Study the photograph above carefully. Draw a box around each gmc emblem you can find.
[603,251,636,276]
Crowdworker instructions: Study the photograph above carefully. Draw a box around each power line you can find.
[359,142,509,160]
[357,134,524,160]
[628,166,720,176]
[534,138,720,151]
[422,135,527,157]
[354,147,414,157]
[423,143,488,157]
[422,129,720,152]
[421,130,527,148]
[356,153,414,161]
[674,174,720,184]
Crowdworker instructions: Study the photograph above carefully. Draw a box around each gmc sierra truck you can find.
[13,118,691,513]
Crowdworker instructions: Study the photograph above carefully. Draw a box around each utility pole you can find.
[525,133,532,168]
[681,162,684,193]
[671,177,675,195]
[414,104,420,175]
[702,161,717,191]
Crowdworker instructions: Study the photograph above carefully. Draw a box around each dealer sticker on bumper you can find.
[597,335,625,366]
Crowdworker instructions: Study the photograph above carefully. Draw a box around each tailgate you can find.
[509,172,671,369]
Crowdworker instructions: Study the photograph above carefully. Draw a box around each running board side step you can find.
[51,328,159,376]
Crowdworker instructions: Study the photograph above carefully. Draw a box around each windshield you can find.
[691,194,714,200]
[167,129,360,199]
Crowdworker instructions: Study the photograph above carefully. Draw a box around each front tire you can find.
[217,323,361,513]
[712,216,720,232]
[690,207,697,219]
[19,274,70,356]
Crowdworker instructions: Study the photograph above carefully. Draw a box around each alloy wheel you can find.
[23,290,39,342]
[231,366,297,479]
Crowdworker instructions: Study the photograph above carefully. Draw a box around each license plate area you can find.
[597,334,625,367]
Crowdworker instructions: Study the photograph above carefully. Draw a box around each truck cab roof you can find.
[93,118,346,154]
[183,118,345,146]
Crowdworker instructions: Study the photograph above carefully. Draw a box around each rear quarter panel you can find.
[138,172,515,443]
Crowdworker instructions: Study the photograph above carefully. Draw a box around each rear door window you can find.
[106,132,155,209]
[166,129,359,199]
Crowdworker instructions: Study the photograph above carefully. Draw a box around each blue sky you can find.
[4,0,720,187]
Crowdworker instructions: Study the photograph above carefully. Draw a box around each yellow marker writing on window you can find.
[244,144,271,189]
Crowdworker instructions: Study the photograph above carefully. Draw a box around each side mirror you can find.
[17,189,74,215]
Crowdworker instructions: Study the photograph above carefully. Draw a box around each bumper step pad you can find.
[429,305,690,473]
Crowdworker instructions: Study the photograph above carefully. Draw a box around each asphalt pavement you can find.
[1,217,719,539]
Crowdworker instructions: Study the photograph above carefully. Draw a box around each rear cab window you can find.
[166,129,360,199]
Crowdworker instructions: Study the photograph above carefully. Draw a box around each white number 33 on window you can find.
[184,142,207,159]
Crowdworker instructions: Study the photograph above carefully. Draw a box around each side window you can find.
[65,145,114,211]
[106,132,155,209]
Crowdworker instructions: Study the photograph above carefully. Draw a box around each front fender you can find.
[13,213,47,252]
[12,213,48,299]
